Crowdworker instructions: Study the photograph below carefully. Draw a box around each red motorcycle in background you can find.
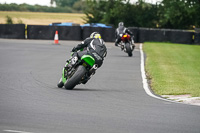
[118,33,135,57]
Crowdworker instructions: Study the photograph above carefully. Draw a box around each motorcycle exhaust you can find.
[89,64,98,75]
[92,64,98,70]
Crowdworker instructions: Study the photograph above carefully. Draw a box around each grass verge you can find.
[143,42,200,97]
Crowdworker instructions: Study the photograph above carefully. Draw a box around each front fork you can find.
[62,55,79,83]
[61,65,67,83]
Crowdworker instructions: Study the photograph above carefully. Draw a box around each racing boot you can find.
[115,42,118,46]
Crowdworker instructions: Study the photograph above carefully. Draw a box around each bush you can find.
[6,15,13,24]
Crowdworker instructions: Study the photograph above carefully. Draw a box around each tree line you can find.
[84,0,200,29]
[0,0,199,29]
[0,1,84,13]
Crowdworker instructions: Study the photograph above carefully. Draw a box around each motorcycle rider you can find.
[115,22,134,47]
[69,32,107,69]
[57,32,107,88]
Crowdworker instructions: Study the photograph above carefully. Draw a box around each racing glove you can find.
[71,47,77,52]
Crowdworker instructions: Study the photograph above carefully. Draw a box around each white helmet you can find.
[118,22,124,27]
[90,32,101,39]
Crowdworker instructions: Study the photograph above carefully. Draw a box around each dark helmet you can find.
[90,32,101,39]
[118,22,124,27]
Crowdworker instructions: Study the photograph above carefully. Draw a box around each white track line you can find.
[139,43,177,102]
[3,130,32,133]
[140,44,200,106]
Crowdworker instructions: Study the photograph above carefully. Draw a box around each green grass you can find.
[143,42,200,97]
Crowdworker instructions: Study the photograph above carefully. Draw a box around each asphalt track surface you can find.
[0,39,200,133]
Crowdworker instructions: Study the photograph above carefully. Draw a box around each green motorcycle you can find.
[57,52,98,90]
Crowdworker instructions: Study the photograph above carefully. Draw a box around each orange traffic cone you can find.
[54,30,59,44]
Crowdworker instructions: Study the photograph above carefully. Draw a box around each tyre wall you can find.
[138,28,194,44]
[0,24,198,44]
[27,25,82,40]
[138,28,169,43]
[82,27,115,42]
[0,24,25,39]
[167,30,194,44]
[194,32,200,45]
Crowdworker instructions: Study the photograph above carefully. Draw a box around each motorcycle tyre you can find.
[125,43,133,57]
[64,65,86,90]
[57,78,64,88]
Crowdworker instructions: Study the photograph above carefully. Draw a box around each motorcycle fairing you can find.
[81,55,95,67]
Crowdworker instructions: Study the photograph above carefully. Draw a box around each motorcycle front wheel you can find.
[57,78,64,88]
[64,65,86,90]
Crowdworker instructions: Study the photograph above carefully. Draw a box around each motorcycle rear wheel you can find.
[64,65,86,90]
[125,43,133,57]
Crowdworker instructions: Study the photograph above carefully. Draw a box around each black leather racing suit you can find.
[72,37,107,68]
[115,26,134,46]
